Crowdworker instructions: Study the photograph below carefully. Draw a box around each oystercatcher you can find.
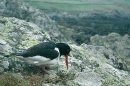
[8,42,71,74]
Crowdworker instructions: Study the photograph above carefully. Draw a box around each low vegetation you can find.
[0,71,75,86]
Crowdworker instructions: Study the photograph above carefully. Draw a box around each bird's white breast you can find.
[18,55,59,66]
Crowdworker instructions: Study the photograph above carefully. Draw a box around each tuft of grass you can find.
[23,71,76,85]
[0,71,76,86]
[0,73,28,86]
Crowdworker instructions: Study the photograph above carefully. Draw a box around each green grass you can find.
[22,0,130,12]
[0,71,76,86]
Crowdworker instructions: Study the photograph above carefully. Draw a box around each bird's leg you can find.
[42,66,50,74]
[35,66,41,75]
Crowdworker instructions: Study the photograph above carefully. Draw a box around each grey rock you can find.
[0,54,4,58]
[90,33,130,71]
[74,72,102,86]
[2,61,9,69]
[42,83,56,86]
[0,0,67,43]
[11,73,24,80]
[15,63,23,71]
[0,67,4,73]
[90,33,130,57]
[0,38,6,45]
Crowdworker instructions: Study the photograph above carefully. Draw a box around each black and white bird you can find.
[8,42,71,74]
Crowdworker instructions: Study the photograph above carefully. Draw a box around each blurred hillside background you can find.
[22,0,130,45]
[22,0,130,12]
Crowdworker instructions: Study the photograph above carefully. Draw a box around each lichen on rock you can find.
[0,0,130,86]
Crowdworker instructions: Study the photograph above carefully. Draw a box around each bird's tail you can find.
[4,52,23,57]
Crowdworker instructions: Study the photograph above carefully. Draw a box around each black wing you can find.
[28,42,56,50]
[18,42,59,60]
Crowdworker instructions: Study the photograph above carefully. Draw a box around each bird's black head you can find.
[56,43,71,70]
[56,43,71,56]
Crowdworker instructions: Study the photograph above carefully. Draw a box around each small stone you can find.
[2,61,9,69]
[0,38,6,45]
[0,67,4,73]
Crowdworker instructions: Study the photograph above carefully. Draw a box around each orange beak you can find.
[65,55,68,70]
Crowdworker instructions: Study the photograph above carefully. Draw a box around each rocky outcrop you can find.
[0,0,72,43]
[0,0,130,86]
[90,32,130,71]
[0,16,44,72]
[90,33,130,57]
[0,16,130,86]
